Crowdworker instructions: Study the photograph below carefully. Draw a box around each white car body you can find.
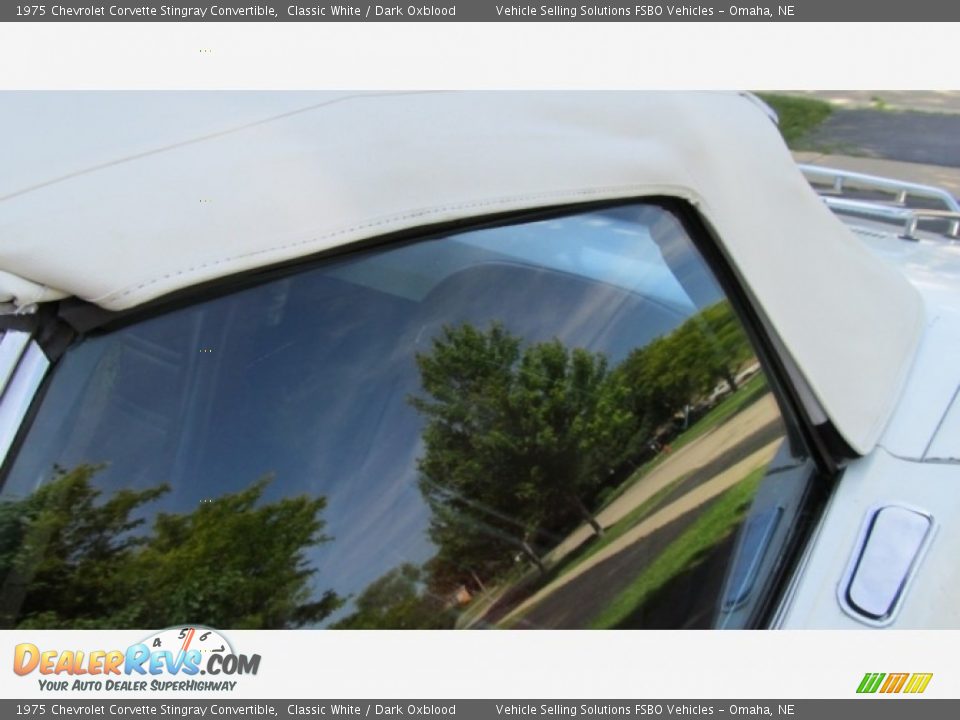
[781,198,960,628]
[1,91,957,629]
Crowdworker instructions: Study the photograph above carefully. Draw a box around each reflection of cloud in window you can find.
[1,202,774,630]
[583,217,612,227]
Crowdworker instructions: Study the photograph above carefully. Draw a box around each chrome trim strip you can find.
[767,480,839,629]
[837,504,937,627]
[0,330,32,397]
[0,341,49,468]
[801,164,960,213]
[823,197,960,241]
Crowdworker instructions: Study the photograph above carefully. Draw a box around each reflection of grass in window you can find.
[676,373,769,451]
[466,375,772,629]
[455,563,532,629]
[587,465,765,630]
[550,474,689,582]
[489,476,689,628]
[596,373,769,513]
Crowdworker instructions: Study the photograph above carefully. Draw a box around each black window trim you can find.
[0,195,842,628]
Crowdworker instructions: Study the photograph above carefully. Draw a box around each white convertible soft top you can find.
[0,91,922,454]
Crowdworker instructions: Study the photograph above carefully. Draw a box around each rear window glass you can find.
[0,203,813,630]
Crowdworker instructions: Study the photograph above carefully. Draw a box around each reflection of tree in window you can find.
[332,563,456,629]
[399,302,763,627]
[616,299,755,430]
[0,203,803,631]
[0,465,341,629]
[411,323,631,569]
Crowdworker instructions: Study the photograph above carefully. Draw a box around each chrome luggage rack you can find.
[799,164,960,241]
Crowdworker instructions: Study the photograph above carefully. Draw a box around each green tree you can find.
[617,300,755,437]
[332,563,455,629]
[507,340,634,536]
[697,300,754,392]
[0,465,341,629]
[0,464,164,628]
[618,333,698,433]
[410,323,634,592]
[411,323,545,572]
[421,500,530,587]
[132,476,342,629]
[409,305,755,596]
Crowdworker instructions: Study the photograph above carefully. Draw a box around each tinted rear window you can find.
[0,204,813,630]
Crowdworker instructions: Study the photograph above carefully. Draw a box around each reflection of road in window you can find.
[453,363,787,629]
[0,203,817,630]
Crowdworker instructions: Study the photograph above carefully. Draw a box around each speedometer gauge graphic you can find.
[141,626,234,657]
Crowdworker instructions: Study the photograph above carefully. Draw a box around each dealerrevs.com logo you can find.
[856,672,933,695]
[13,626,260,692]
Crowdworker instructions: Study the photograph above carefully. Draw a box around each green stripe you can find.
[868,673,886,693]
[856,673,885,693]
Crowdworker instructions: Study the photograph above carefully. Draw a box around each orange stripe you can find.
[881,673,908,693]
[180,628,196,654]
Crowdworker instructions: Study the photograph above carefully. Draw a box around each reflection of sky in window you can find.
[2,204,718,627]
[326,209,696,315]
[457,212,696,313]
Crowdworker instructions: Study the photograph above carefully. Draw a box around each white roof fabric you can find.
[0,91,923,454]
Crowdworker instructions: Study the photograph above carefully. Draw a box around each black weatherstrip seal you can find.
[3,196,842,629]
